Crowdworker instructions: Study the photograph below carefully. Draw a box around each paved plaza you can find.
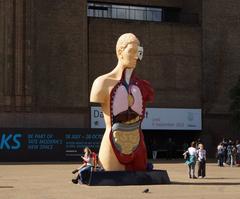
[0,160,240,199]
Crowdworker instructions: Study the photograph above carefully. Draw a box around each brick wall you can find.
[88,18,202,108]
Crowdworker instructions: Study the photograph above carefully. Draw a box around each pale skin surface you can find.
[90,41,139,171]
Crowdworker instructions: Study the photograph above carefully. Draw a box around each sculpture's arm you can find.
[90,77,107,104]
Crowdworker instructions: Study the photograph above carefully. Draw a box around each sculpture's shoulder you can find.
[92,73,113,89]
[90,73,113,103]
[92,75,107,87]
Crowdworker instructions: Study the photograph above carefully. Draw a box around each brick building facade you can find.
[1,0,240,155]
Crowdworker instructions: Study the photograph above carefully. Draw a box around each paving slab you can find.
[0,161,240,199]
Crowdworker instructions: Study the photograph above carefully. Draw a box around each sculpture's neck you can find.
[112,62,134,82]
[124,68,133,84]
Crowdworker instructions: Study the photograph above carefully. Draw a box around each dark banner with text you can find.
[0,128,103,162]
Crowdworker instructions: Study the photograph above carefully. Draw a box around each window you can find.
[87,2,199,24]
[88,3,111,18]
[88,2,164,22]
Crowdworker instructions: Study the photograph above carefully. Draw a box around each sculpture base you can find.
[86,170,171,186]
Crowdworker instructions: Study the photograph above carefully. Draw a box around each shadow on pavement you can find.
[205,177,240,180]
[0,186,14,188]
[171,181,240,186]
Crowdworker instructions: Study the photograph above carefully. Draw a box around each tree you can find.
[229,76,240,130]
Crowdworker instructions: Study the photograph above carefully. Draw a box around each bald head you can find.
[116,33,140,59]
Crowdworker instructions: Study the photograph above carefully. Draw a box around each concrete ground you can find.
[0,160,240,199]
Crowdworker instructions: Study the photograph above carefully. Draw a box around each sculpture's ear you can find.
[117,47,123,59]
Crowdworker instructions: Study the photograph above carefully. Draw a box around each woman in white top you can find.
[72,147,94,184]
[184,141,197,179]
[197,144,206,178]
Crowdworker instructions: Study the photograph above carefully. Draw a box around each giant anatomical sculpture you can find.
[90,33,154,171]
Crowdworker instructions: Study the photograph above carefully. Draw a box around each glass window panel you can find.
[147,8,162,22]
[117,8,126,19]
[87,3,94,16]
[146,9,153,21]
[112,5,129,19]
[95,10,101,17]
[130,6,146,21]
[112,7,117,18]
[103,10,108,18]
[152,10,162,21]
[135,9,146,20]
[129,8,135,20]
[88,8,94,17]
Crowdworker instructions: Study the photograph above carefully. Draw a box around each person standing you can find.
[166,137,175,160]
[197,144,206,178]
[217,142,224,167]
[184,141,197,179]
[222,138,228,163]
[227,140,234,166]
[236,140,240,166]
[151,138,158,160]
[196,138,203,149]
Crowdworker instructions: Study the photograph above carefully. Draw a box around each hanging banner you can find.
[0,128,103,162]
[91,106,202,130]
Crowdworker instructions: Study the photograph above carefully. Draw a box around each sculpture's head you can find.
[116,33,143,69]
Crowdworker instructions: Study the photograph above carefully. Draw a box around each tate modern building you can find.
[0,0,240,160]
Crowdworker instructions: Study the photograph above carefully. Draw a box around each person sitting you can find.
[72,147,94,184]
[91,151,104,172]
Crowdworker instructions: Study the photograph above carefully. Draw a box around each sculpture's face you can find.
[120,42,139,69]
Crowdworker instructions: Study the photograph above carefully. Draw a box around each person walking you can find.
[183,141,197,179]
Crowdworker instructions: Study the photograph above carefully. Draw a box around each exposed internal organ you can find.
[111,83,144,155]
[113,129,140,155]
[112,85,143,117]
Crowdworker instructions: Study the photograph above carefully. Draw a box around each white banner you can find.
[91,107,202,130]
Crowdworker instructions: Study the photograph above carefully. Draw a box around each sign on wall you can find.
[0,128,103,162]
[91,106,202,130]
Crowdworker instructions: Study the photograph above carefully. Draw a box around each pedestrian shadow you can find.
[171,181,240,186]
[205,177,240,180]
[0,186,14,188]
